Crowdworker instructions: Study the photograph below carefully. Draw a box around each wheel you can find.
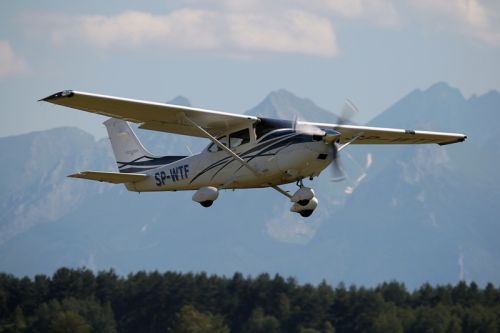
[299,210,313,217]
[200,200,213,207]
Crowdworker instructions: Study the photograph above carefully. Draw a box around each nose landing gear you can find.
[290,179,318,217]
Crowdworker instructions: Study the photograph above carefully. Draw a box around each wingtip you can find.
[38,90,74,102]
[438,134,467,146]
[67,172,82,178]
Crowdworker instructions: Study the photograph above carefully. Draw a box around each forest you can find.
[0,268,499,333]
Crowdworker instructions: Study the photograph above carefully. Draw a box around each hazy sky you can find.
[1,0,499,138]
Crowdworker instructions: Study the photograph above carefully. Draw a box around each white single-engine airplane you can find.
[40,90,466,217]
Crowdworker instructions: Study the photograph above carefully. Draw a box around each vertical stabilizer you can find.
[104,118,187,173]
[104,118,156,173]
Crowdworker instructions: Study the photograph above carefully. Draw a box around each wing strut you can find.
[337,133,364,152]
[270,185,293,199]
[182,114,292,199]
[183,115,260,176]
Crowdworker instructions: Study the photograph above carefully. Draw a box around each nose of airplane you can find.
[322,128,341,144]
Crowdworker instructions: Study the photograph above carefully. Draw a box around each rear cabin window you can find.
[207,136,227,152]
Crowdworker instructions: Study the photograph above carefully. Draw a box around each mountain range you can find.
[1,82,498,289]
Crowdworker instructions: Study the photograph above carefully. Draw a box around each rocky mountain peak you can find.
[167,96,192,107]
[246,89,338,122]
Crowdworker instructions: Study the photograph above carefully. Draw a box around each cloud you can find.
[22,0,500,59]
[304,0,402,28]
[410,0,500,45]
[227,10,337,56]
[0,40,28,78]
[37,8,338,57]
[185,0,402,28]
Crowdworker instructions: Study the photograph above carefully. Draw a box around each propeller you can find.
[329,98,359,182]
[293,116,325,137]
[328,99,356,181]
[330,141,344,182]
[339,98,359,125]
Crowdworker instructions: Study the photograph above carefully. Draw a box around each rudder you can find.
[103,118,187,173]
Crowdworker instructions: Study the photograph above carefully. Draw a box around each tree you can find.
[371,310,404,333]
[50,268,96,300]
[446,316,462,333]
[29,297,116,333]
[411,305,451,333]
[462,305,497,333]
[169,304,229,333]
[321,321,335,333]
[377,281,407,306]
[0,305,28,333]
[298,327,321,333]
[241,307,280,333]
[2,267,500,333]
[49,311,91,333]
[59,298,116,333]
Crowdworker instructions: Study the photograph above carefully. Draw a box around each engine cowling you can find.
[192,186,219,207]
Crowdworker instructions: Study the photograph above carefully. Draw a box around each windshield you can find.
[255,118,293,140]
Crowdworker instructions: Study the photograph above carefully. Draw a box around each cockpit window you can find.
[229,128,250,148]
[207,136,227,152]
[207,128,251,152]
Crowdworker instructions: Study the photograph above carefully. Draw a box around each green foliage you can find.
[0,268,499,333]
[371,309,404,333]
[169,305,229,333]
[49,311,91,333]
[28,297,116,333]
[241,307,280,333]
[411,305,451,333]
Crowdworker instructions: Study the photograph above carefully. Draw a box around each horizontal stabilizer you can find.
[68,171,149,184]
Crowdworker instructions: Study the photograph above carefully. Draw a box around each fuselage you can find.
[127,129,333,192]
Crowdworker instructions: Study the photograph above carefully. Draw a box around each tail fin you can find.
[104,118,155,173]
[104,118,187,173]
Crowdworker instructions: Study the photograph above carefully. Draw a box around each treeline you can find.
[1,268,499,333]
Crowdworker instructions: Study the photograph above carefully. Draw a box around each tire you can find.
[200,200,213,207]
[299,210,313,217]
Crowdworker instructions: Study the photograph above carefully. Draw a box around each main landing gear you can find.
[290,179,318,217]
[192,186,219,207]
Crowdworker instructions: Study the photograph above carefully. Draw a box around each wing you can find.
[40,90,258,138]
[68,171,149,184]
[307,122,467,145]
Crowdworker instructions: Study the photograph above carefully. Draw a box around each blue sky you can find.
[1,0,499,138]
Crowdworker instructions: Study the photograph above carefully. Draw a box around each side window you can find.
[229,129,250,148]
[208,136,228,152]
[207,143,217,152]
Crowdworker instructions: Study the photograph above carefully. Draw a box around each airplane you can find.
[40,90,466,217]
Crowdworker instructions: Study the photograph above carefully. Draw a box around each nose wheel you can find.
[290,179,318,217]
